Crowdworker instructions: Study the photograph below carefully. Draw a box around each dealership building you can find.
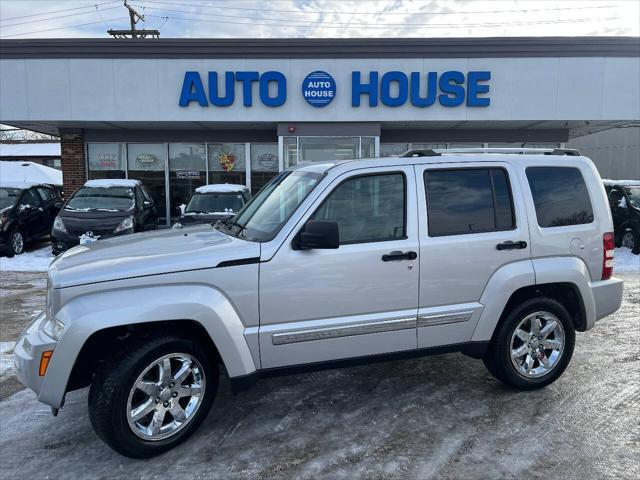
[0,37,638,226]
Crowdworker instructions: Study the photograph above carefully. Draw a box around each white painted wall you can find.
[1,57,639,123]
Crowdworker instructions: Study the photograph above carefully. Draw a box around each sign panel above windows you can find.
[179,70,491,109]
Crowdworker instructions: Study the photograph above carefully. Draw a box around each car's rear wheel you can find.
[88,335,218,458]
[483,297,575,390]
[621,228,640,254]
[9,228,25,256]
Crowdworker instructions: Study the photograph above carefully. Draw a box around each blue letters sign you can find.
[301,71,336,108]
[178,70,490,108]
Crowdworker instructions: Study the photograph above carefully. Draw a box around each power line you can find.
[0,1,120,22]
[146,13,620,30]
[0,17,129,38]
[1,6,122,29]
[137,0,618,16]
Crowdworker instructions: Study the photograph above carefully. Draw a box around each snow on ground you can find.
[0,342,16,381]
[0,246,54,272]
[614,247,640,274]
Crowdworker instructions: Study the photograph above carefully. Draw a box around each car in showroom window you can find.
[51,179,158,254]
[174,184,251,228]
[0,183,63,257]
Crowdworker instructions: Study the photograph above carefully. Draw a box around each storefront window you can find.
[208,143,246,186]
[250,143,279,194]
[127,143,167,225]
[361,137,376,158]
[169,143,206,221]
[284,137,298,168]
[87,143,126,180]
[413,143,447,150]
[380,143,409,157]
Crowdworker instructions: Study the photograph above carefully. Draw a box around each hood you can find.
[49,225,260,288]
[58,208,133,236]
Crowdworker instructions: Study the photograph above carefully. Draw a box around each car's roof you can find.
[84,179,141,188]
[0,181,53,189]
[602,179,640,187]
[195,183,248,194]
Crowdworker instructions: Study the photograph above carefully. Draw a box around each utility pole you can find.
[108,1,160,39]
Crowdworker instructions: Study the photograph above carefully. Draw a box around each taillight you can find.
[602,232,615,280]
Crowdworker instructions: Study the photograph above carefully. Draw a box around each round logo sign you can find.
[301,71,336,108]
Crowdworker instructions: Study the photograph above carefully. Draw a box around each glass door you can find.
[127,143,168,226]
[169,144,207,222]
[283,136,378,168]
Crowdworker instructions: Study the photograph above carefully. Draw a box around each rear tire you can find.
[484,297,575,390]
[620,228,640,254]
[88,335,218,458]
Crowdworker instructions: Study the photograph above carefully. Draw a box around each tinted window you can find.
[312,173,405,244]
[36,187,54,201]
[186,193,245,214]
[526,167,594,227]
[66,187,135,212]
[425,168,515,236]
[19,188,41,207]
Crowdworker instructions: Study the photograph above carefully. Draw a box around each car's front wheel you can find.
[8,228,25,256]
[483,297,575,390]
[620,228,640,254]
[88,335,218,458]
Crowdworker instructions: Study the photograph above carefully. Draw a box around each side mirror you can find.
[54,201,63,209]
[298,220,339,249]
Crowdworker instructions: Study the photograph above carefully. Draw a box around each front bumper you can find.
[14,312,59,406]
[591,277,624,322]
[51,230,80,254]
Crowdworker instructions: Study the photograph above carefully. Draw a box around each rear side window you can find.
[526,167,594,227]
[425,168,515,236]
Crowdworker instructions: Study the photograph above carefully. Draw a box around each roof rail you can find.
[403,147,581,156]
[401,149,441,157]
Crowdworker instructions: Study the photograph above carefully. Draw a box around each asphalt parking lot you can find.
[0,261,638,479]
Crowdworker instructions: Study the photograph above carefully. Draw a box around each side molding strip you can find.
[417,310,473,328]
[272,316,417,346]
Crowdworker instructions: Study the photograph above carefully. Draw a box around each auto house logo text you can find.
[179,69,491,109]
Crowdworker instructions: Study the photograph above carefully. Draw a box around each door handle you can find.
[496,241,528,251]
[382,250,417,262]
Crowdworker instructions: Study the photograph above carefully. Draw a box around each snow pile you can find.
[196,183,247,193]
[614,248,640,275]
[0,246,54,272]
[84,179,140,188]
[0,341,16,380]
[602,179,640,186]
[0,161,62,186]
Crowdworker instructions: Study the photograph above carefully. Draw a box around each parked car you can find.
[15,148,623,458]
[0,182,63,257]
[603,179,640,254]
[51,179,158,255]
[173,184,250,228]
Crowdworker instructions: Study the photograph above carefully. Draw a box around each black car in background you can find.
[0,183,63,256]
[604,180,640,254]
[51,179,158,255]
[174,184,251,228]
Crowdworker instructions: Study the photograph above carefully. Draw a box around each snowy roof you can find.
[0,161,62,186]
[195,183,248,194]
[0,181,40,189]
[0,143,61,157]
[602,179,640,186]
[84,179,141,188]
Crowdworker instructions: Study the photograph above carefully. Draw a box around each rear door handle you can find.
[382,250,417,262]
[496,241,528,250]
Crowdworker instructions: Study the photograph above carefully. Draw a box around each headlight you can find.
[53,217,67,233]
[42,316,65,340]
[114,216,134,233]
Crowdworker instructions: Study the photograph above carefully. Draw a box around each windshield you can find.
[0,187,22,210]
[627,187,640,206]
[231,170,324,242]
[186,193,244,214]
[66,186,135,211]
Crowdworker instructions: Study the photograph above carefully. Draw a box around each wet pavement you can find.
[0,268,638,479]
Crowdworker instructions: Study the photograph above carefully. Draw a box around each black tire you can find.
[8,228,25,256]
[620,228,640,255]
[483,297,575,390]
[88,335,218,458]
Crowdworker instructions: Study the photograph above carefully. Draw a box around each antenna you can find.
[108,1,160,39]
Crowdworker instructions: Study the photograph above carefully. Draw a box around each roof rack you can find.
[401,147,581,157]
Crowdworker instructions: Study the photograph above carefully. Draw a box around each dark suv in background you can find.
[51,179,158,255]
[604,180,640,254]
[0,183,62,257]
[174,184,251,228]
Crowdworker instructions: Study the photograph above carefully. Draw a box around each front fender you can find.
[38,284,257,408]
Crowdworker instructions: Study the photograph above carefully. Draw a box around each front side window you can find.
[425,168,515,236]
[19,188,41,208]
[232,170,324,242]
[526,167,594,227]
[312,173,406,244]
[186,193,245,214]
[66,187,135,212]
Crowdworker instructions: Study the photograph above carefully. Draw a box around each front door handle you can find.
[496,241,528,251]
[382,250,417,262]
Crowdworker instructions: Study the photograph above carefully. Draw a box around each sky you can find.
[0,0,638,39]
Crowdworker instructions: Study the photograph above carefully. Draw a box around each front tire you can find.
[9,228,25,256]
[88,335,218,458]
[483,297,575,390]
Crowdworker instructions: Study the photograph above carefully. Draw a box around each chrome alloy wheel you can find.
[510,311,565,379]
[621,231,635,250]
[126,353,206,441]
[11,231,24,254]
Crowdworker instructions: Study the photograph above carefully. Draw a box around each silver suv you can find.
[15,148,623,458]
